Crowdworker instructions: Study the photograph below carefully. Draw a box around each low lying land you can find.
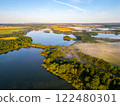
[0,37,18,40]
[0,26,28,35]
[0,26,27,29]
[72,42,120,66]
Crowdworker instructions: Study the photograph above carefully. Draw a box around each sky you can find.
[0,0,120,23]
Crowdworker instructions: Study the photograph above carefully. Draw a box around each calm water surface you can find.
[92,33,120,39]
[0,31,76,89]
[25,30,76,45]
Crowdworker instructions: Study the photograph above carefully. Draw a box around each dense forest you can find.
[0,36,60,55]
[41,47,120,90]
[79,52,120,76]
[0,36,33,54]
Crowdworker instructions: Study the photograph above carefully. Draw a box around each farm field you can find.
[0,26,28,34]
[0,37,18,40]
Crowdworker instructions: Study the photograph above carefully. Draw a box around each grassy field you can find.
[53,27,82,33]
[72,42,120,66]
[0,29,24,34]
[0,26,28,34]
[0,37,18,40]
[0,26,27,29]
[53,28,73,31]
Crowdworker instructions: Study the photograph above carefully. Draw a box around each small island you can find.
[44,30,50,33]
[63,36,76,41]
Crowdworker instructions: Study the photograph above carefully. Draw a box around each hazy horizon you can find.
[0,22,120,25]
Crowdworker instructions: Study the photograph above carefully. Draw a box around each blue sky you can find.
[0,0,120,23]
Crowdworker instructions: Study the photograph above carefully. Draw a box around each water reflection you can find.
[0,48,75,89]
[25,30,76,45]
[92,33,120,39]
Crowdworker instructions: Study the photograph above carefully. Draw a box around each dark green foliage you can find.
[97,38,120,42]
[79,52,120,77]
[52,28,120,43]
[0,36,33,54]
[63,36,76,41]
[63,36,71,41]
[52,29,62,34]
[52,28,98,43]
[41,48,120,90]
[44,30,50,33]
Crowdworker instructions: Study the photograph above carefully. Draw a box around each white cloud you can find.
[53,0,86,12]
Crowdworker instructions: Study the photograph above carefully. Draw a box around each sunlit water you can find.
[0,31,76,90]
[25,30,76,45]
[92,33,120,39]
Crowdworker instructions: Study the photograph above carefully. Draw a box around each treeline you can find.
[41,48,120,90]
[104,25,120,28]
[52,28,120,43]
[97,38,120,42]
[75,35,97,43]
[79,52,120,76]
[0,36,33,54]
[114,30,120,35]
[72,31,98,43]
[52,29,98,43]
[52,29,98,36]
[31,43,60,50]
[0,37,62,55]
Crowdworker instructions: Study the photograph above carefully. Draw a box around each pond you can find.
[0,30,76,90]
[25,30,76,45]
[92,33,120,39]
